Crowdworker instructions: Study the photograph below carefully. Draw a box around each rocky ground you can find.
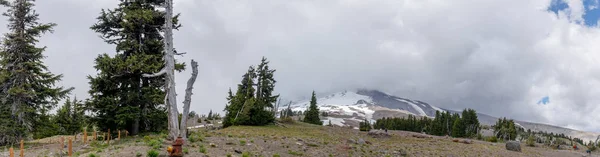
[1,121,598,157]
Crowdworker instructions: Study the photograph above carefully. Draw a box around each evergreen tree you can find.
[55,97,86,135]
[0,0,73,145]
[451,117,465,137]
[87,0,183,135]
[359,119,371,131]
[303,91,322,125]
[223,57,279,127]
[207,110,213,120]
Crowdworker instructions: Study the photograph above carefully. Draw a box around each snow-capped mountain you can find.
[282,89,600,142]
[285,89,446,127]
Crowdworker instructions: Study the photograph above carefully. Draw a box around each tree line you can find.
[372,109,480,138]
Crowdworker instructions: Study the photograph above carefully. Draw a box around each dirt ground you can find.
[1,122,599,157]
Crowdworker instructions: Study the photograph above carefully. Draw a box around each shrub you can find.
[88,153,97,157]
[199,145,207,154]
[147,150,159,157]
[242,152,251,157]
[526,135,535,147]
[280,117,294,124]
[488,136,498,143]
[273,154,281,157]
[183,148,189,154]
[136,152,142,157]
[226,153,232,157]
[240,140,247,145]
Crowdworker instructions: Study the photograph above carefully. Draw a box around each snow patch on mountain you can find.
[396,98,427,116]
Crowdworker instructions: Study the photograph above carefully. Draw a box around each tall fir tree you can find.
[303,91,322,125]
[87,0,183,135]
[0,0,72,145]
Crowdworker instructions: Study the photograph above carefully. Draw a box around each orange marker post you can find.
[84,129,87,144]
[60,137,64,151]
[9,147,14,157]
[68,138,72,156]
[20,140,23,157]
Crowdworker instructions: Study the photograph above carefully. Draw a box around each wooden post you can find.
[118,130,121,140]
[68,138,72,157]
[9,147,13,157]
[74,133,77,142]
[84,129,87,144]
[60,137,64,151]
[107,129,110,145]
[125,130,128,137]
[20,140,24,157]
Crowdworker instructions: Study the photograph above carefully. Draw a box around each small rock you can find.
[296,142,303,146]
[347,139,357,144]
[297,138,303,142]
[302,146,308,151]
[358,138,366,145]
[506,141,522,152]
[365,140,372,144]
[234,149,242,154]
[282,136,287,139]
[461,139,472,144]
[209,143,217,147]
[398,149,408,156]
[368,130,391,138]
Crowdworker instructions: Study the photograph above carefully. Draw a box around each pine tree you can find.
[55,97,86,135]
[451,117,465,137]
[207,110,213,120]
[87,0,184,135]
[359,119,371,131]
[223,57,279,127]
[303,91,322,125]
[0,0,73,145]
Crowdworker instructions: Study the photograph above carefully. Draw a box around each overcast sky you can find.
[1,0,599,132]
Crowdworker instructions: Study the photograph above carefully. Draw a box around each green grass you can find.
[88,153,97,157]
[199,144,207,154]
[242,152,251,157]
[288,150,303,156]
[147,149,159,157]
[183,147,189,154]
[240,140,247,145]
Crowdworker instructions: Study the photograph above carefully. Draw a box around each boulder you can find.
[368,130,391,138]
[506,141,522,152]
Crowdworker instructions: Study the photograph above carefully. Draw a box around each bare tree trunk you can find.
[142,0,179,140]
[164,0,180,140]
[179,60,199,139]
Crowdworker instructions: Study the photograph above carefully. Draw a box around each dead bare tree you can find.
[179,60,199,139]
[142,0,198,140]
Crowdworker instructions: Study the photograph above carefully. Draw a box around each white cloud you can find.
[1,0,600,131]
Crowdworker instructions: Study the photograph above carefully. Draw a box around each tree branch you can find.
[175,52,187,56]
[142,67,167,78]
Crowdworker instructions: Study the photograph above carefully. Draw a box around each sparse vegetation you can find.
[147,150,159,157]
[526,135,535,147]
[199,144,207,154]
